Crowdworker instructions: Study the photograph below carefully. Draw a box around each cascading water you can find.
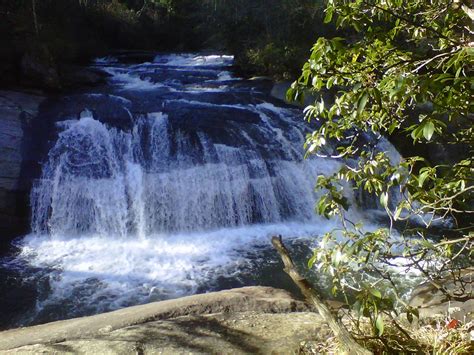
[1,53,399,327]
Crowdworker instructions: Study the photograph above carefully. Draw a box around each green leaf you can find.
[352,300,362,315]
[423,121,435,141]
[333,249,343,266]
[380,192,388,208]
[420,239,435,250]
[286,84,298,102]
[375,314,384,336]
[370,288,382,299]
[394,205,403,221]
[353,21,361,32]
[324,8,333,24]
[418,171,430,187]
[326,76,336,89]
[357,92,369,115]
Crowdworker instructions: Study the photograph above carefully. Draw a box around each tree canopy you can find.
[0,0,329,86]
[289,0,473,352]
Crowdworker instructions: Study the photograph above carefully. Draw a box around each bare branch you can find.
[271,236,372,355]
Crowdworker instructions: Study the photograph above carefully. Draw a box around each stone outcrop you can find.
[0,286,331,354]
[20,45,61,90]
[59,65,110,89]
[0,90,44,247]
[3,312,330,355]
[409,269,473,322]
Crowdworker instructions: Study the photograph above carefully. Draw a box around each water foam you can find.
[103,68,170,91]
[13,222,337,320]
[153,54,234,67]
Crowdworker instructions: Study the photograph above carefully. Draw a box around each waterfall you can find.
[2,53,400,325]
[31,109,344,237]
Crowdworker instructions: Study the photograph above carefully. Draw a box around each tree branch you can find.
[461,3,474,21]
[271,235,372,355]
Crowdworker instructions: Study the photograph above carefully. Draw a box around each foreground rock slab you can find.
[4,312,330,355]
[0,286,329,354]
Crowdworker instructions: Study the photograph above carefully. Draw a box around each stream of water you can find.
[0,53,401,327]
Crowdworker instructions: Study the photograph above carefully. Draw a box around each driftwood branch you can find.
[271,235,371,355]
[461,3,474,21]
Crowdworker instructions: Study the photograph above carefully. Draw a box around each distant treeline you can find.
[0,0,337,86]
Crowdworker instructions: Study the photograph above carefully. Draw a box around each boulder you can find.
[2,311,330,355]
[59,65,110,88]
[0,286,328,354]
[270,81,329,108]
[409,269,474,322]
[20,45,61,90]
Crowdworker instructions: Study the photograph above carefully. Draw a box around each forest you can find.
[0,0,334,87]
[0,0,472,354]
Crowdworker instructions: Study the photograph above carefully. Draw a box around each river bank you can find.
[0,287,320,353]
[1,278,472,354]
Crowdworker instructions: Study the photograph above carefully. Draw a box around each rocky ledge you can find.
[0,90,45,247]
[0,286,332,354]
[409,268,473,322]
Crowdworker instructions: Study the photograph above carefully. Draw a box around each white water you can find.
[31,110,348,236]
[5,54,402,324]
[15,222,339,318]
[153,53,234,67]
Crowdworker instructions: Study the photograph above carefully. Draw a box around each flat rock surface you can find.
[0,286,319,353]
[3,312,329,355]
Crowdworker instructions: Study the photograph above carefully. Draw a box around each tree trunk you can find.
[32,0,39,36]
[271,235,372,355]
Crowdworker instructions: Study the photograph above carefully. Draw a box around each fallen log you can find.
[271,235,371,355]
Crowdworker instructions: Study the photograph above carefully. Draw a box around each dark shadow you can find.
[89,316,264,354]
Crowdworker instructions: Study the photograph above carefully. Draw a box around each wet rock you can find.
[271,81,293,103]
[112,51,157,64]
[0,91,45,248]
[164,102,261,128]
[271,81,320,107]
[59,65,110,89]
[20,45,61,90]
[40,94,134,130]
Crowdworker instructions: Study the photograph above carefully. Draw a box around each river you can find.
[0,53,397,328]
